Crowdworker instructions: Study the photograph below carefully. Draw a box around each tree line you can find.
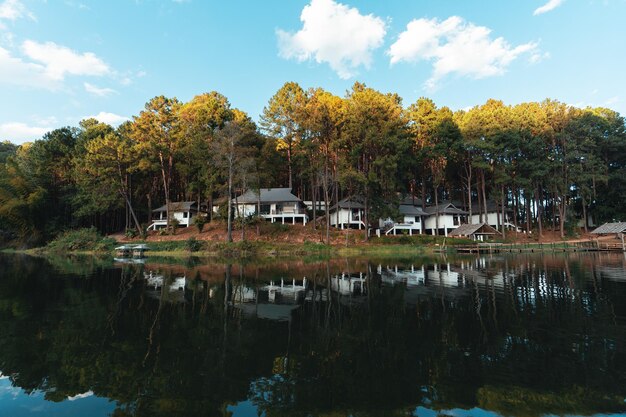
[0,81,625,245]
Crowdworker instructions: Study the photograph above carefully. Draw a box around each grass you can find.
[45,228,116,253]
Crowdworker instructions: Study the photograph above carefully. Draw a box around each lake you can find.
[0,252,625,417]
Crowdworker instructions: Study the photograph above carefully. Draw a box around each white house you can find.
[380,199,427,235]
[328,197,366,230]
[423,202,468,236]
[147,201,205,231]
[232,188,308,225]
[461,201,513,230]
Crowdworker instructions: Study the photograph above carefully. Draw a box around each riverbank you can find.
[2,222,614,260]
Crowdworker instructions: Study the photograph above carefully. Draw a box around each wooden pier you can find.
[452,240,625,254]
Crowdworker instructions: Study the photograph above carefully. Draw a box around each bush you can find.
[125,228,138,239]
[47,228,116,252]
[194,215,207,233]
[185,237,203,252]
[169,217,180,235]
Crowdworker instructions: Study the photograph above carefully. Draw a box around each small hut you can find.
[449,223,501,241]
[591,222,626,235]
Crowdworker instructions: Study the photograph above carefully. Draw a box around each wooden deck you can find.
[451,240,626,254]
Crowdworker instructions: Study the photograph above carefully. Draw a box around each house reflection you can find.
[142,270,197,303]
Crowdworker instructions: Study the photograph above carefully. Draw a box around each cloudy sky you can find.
[0,0,624,144]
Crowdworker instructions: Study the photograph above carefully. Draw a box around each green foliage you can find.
[375,234,474,246]
[193,215,207,232]
[1,84,626,243]
[185,237,203,252]
[46,228,116,252]
[169,217,180,235]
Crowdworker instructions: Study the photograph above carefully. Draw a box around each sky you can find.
[0,0,624,144]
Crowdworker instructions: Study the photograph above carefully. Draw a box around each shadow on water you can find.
[0,252,625,417]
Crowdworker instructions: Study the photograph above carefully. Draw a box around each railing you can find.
[270,208,306,215]
[452,241,625,253]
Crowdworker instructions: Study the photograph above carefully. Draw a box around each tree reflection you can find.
[0,253,624,416]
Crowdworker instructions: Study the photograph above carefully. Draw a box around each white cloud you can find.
[529,51,550,64]
[0,122,49,143]
[534,0,565,15]
[67,391,94,401]
[387,16,538,90]
[0,0,35,22]
[86,112,129,126]
[0,45,59,89]
[84,82,117,97]
[277,0,386,79]
[22,40,110,80]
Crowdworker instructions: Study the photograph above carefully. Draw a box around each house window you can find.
[414,216,420,223]
[183,212,188,218]
[453,216,459,226]
[352,209,360,221]
[260,204,270,215]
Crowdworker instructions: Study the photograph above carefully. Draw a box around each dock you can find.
[452,240,625,254]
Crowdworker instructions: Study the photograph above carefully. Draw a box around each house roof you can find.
[331,196,365,210]
[233,188,302,204]
[400,196,425,206]
[153,201,199,213]
[423,202,468,215]
[399,204,428,216]
[450,223,501,237]
[591,222,626,234]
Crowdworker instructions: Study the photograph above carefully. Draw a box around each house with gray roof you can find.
[232,188,308,225]
[147,201,205,231]
[423,201,468,236]
[455,200,515,231]
[449,223,501,241]
[380,199,428,235]
[591,222,626,235]
[327,196,367,230]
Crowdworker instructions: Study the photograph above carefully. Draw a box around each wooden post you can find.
[620,233,625,252]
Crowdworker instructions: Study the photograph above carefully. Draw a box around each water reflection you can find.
[0,253,625,417]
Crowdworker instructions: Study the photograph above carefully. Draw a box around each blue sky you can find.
[0,0,624,144]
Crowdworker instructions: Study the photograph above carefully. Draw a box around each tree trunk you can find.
[481,170,488,224]
[466,164,472,224]
[287,144,293,190]
[311,175,317,229]
[434,185,440,235]
[535,186,543,238]
[227,159,233,243]
[500,185,506,239]
[323,159,331,244]
[363,189,369,241]
[558,195,566,239]
[582,195,588,233]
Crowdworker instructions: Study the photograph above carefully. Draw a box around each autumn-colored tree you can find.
[130,96,183,232]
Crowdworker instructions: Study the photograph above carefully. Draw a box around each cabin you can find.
[380,199,427,235]
[456,200,515,231]
[591,222,626,235]
[449,223,502,241]
[147,201,205,231]
[328,196,367,230]
[423,202,468,236]
[232,188,308,225]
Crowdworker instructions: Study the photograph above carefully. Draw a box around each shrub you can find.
[194,215,207,233]
[169,217,180,235]
[47,228,116,252]
[185,237,203,252]
[125,228,138,239]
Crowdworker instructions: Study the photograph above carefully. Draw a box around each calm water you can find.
[0,252,625,417]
